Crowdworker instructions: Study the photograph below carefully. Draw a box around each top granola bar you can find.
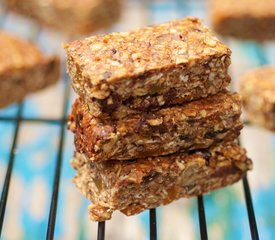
[65,17,231,115]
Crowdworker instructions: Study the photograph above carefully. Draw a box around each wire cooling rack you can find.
[0,106,260,240]
[0,69,260,240]
[1,0,273,239]
[0,70,260,240]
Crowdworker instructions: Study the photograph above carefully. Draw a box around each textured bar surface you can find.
[68,91,243,162]
[209,0,275,40]
[0,31,60,108]
[71,142,252,221]
[65,17,231,119]
[240,66,275,131]
[7,0,122,36]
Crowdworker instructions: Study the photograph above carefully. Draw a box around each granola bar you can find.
[65,17,231,119]
[7,0,122,36]
[0,31,60,108]
[209,0,275,40]
[240,66,275,131]
[68,91,243,162]
[71,142,252,221]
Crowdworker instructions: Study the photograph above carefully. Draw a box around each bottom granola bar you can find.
[71,142,252,221]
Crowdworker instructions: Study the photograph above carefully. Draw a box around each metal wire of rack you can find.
[0,100,260,240]
[0,42,260,240]
[0,1,263,240]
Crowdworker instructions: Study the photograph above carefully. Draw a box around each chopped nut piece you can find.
[147,118,163,126]
[88,204,113,222]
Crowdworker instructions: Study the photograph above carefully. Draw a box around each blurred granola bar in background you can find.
[0,31,60,108]
[240,66,275,131]
[6,0,122,36]
[209,0,275,40]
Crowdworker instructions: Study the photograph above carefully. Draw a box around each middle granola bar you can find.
[68,91,243,162]
[65,17,231,119]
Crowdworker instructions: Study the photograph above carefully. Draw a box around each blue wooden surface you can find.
[0,0,275,239]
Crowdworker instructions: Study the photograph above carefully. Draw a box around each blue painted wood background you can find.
[0,0,274,239]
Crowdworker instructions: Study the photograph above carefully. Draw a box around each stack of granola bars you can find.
[65,17,252,221]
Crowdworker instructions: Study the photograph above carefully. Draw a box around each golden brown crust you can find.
[0,32,60,108]
[65,17,231,117]
[68,91,243,161]
[240,66,275,131]
[71,142,252,221]
[209,0,275,40]
[7,0,122,36]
